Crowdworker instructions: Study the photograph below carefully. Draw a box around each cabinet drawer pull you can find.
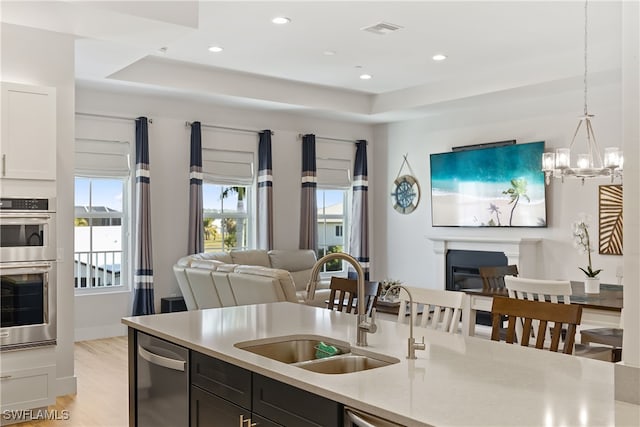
[2,154,5,176]
[1,375,12,380]
[239,415,256,426]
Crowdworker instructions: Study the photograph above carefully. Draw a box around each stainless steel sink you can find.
[235,336,350,364]
[293,353,398,374]
[235,335,399,374]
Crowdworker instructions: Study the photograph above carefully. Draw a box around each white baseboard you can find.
[56,375,77,396]
[74,323,127,342]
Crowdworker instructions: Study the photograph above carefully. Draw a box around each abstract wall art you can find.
[598,184,623,255]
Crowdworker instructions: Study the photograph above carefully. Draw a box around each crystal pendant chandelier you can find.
[542,0,623,185]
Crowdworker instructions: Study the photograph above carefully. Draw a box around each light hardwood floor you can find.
[19,336,129,427]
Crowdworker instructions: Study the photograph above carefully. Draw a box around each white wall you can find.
[1,23,77,396]
[75,85,373,328]
[618,0,640,380]
[372,75,624,288]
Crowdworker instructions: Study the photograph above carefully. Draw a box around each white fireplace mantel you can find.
[427,236,542,289]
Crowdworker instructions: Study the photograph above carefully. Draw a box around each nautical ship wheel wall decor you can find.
[391,154,420,214]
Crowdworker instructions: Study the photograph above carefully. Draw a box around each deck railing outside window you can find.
[74,250,122,289]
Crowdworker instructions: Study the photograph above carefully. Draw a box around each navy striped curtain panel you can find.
[188,122,204,254]
[299,134,317,250]
[132,117,155,316]
[257,130,273,250]
[349,140,370,280]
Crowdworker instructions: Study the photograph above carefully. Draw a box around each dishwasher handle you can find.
[345,407,402,427]
[345,409,377,427]
[138,345,186,372]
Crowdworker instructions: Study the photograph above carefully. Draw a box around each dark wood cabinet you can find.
[191,385,251,427]
[190,351,342,427]
[191,351,252,409]
[253,373,342,427]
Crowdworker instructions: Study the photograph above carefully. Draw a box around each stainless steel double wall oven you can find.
[0,197,57,350]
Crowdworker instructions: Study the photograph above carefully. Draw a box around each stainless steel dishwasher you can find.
[344,407,404,427]
[137,332,188,427]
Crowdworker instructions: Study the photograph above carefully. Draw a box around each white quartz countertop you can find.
[122,302,639,426]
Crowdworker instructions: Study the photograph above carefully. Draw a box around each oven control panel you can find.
[0,198,49,211]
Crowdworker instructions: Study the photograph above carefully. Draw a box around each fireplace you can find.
[446,250,508,291]
[428,236,542,289]
[446,249,508,326]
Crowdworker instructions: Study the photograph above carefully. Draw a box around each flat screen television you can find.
[430,141,547,227]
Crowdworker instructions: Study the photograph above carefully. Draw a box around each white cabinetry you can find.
[0,346,56,417]
[0,365,56,411]
[1,82,56,180]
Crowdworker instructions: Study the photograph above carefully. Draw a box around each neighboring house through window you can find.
[315,142,354,275]
[317,189,350,274]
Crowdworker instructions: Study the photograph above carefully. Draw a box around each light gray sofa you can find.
[173,249,331,310]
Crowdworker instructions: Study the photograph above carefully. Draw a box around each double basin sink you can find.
[235,335,399,374]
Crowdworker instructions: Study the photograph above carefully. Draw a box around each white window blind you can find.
[316,140,353,188]
[316,158,351,188]
[75,139,131,177]
[202,148,254,185]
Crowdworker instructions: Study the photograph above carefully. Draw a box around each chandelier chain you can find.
[583,0,588,117]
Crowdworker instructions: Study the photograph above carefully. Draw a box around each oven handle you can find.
[0,261,52,274]
[0,213,52,223]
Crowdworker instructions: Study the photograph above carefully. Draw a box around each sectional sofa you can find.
[173,249,332,310]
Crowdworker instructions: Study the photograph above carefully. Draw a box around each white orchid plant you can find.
[572,215,601,278]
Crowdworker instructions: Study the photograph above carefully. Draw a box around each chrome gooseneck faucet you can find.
[308,252,377,347]
[385,285,425,359]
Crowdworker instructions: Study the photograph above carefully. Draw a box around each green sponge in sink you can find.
[315,342,340,359]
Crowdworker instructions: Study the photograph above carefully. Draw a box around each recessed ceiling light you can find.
[323,50,336,56]
[432,54,447,61]
[359,74,372,80]
[272,16,291,25]
[208,46,223,53]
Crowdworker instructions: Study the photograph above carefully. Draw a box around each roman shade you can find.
[75,138,130,176]
[202,148,254,185]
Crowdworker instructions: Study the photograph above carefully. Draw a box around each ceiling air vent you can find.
[361,21,403,35]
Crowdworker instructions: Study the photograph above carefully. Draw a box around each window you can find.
[74,137,131,291]
[74,177,128,290]
[317,188,349,273]
[203,183,251,252]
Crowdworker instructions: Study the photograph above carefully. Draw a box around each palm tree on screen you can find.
[503,179,530,226]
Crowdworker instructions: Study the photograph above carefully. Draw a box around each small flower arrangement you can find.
[572,215,602,278]
[380,279,402,300]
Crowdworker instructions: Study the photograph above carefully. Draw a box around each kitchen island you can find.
[123,302,639,426]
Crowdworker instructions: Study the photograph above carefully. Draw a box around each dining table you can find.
[461,282,623,337]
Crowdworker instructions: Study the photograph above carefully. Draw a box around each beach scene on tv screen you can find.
[430,141,547,227]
